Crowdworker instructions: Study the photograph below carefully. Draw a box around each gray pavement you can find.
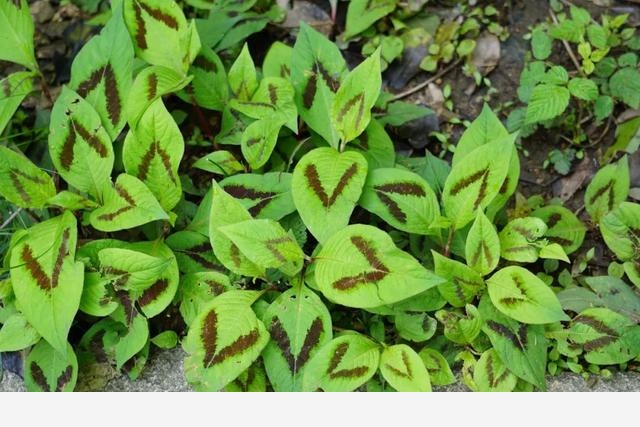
[2,348,640,392]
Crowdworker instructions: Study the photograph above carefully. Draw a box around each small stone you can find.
[30,1,55,24]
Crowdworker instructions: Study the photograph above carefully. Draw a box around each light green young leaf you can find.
[193,150,245,176]
[230,77,298,132]
[539,242,570,263]
[344,0,397,40]
[291,22,348,148]
[219,218,304,275]
[331,49,381,144]
[208,181,264,277]
[0,312,40,352]
[442,138,512,229]
[569,308,640,365]
[0,71,35,135]
[90,174,168,232]
[433,251,485,308]
[380,344,430,392]
[359,168,439,234]
[47,191,98,211]
[499,217,547,263]
[263,41,292,79]
[165,230,221,274]
[228,43,257,101]
[79,272,119,317]
[24,341,78,392]
[240,117,285,170]
[465,209,500,275]
[262,285,332,392]
[584,156,629,223]
[111,305,150,369]
[478,295,548,390]
[179,271,232,326]
[453,104,509,163]
[98,247,170,293]
[302,333,380,392]
[183,291,269,391]
[609,67,640,109]
[531,28,552,60]
[532,205,586,255]
[151,330,179,349]
[418,348,455,386]
[292,147,368,243]
[568,77,598,101]
[224,362,267,392]
[0,146,56,209]
[123,98,184,211]
[315,224,444,308]
[435,305,483,345]
[473,349,518,392]
[599,202,640,261]
[9,212,83,355]
[394,312,436,342]
[69,4,133,140]
[525,84,570,124]
[487,266,568,324]
[179,45,228,111]
[48,86,114,199]
[220,172,295,220]
[0,0,37,70]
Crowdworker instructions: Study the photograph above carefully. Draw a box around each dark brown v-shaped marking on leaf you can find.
[332,236,389,291]
[9,170,31,204]
[471,240,494,269]
[270,316,323,373]
[138,278,169,306]
[60,119,109,171]
[133,0,179,50]
[193,55,217,73]
[138,141,177,185]
[264,236,294,264]
[20,228,70,293]
[374,181,427,223]
[147,73,158,100]
[449,167,491,210]
[499,273,531,306]
[304,163,359,208]
[336,93,365,131]
[588,179,616,211]
[223,184,278,217]
[76,64,121,127]
[97,184,137,221]
[30,362,49,391]
[177,242,223,271]
[487,320,526,350]
[326,342,370,379]
[574,314,619,351]
[201,308,261,368]
[55,366,73,392]
[315,61,340,92]
[384,349,413,379]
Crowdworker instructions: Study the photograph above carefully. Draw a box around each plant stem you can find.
[39,73,54,105]
[443,227,455,257]
[548,9,586,77]
[0,209,22,230]
[391,58,464,101]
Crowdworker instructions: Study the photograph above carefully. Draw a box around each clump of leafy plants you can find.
[2,0,640,393]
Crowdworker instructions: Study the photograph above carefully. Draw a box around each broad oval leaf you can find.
[435,305,483,345]
[302,333,380,392]
[487,266,568,324]
[69,5,133,140]
[89,174,168,232]
[166,230,223,273]
[178,45,228,111]
[263,41,292,79]
[344,0,398,40]
[240,117,284,170]
[418,348,455,386]
[9,212,83,355]
[599,202,640,262]
[584,156,629,223]
[79,272,119,317]
[0,0,37,70]
[0,70,35,135]
[525,84,570,124]
[24,341,78,392]
[230,76,297,132]
[380,344,431,392]
[315,224,444,308]
[499,217,547,263]
[220,172,295,220]
[569,308,640,365]
[532,205,586,255]
[394,312,437,342]
[0,312,40,352]
[465,209,501,275]
[262,285,332,391]
[473,349,518,392]
[194,150,245,176]
[183,290,269,391]
[359,168,439,234]
[49,86,114,198]
[433,251,485,308]
[292,147,368,243]
[442,138,513,230]
[0,146,56,209]
[123,98,184,211]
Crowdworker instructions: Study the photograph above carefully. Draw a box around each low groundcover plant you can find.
[0,0,639,392]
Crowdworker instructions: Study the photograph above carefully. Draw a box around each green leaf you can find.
[220,172,295,220]
[380,344,431,392]
[262,285,332,391]
[595,95,614,122]
[193,150,244,176]
[453,104,509,162]
[123,99,184,211]
[98,247,170,293]
[263,41,292,79]
[49,86,114,198]
[183,291,270,391]
[90,174,168,232]
[0,71,35,135]
[151,330,179,349]
[585,156,630,223]
[399,152,450,196]
[292,147,368,243]
[559,276,640,322]
[0,312,40,352]
[569,308,640,365]
[609,68,640,109]
[436,305,483,345]
[111,305,150,369]
[442,138,513,229]
[79,272,118,317]
[179,271,232,326]
[230,76,297,132]
[0,0,37,70]
[228,43,257,101]
[473,349,518,392]
[315,224,444,308]
[0,146,56,209]
[9,212,83,355]
[532,205,586,255]
[568,77,598,101]
[418,348,455,386]
[433,252,485,308]
[123,0,198,74]
[376,101,433,127]
[179,45,228,111]
[600,202,640,262]
[24,341,78,392]
[240,117,285,170]
[539,242,569,263]
[478,295,548,390]
[224,362,267,392]
[331,49,381,144]
[465,209,501,275]
[208,181,264,277]
[47,191,98,211]
[344,0,397,40]
[358,168,439,234]
[302,333,380,392]
[166,230,222,273]
[499,217,547,263]
[394,312,436,342]
[291,22,348,148]
[550,19,584,43]
[219,218,304,276]
[487,266,568,324]
[531,28,552,60]
[69,5,134,140]
[524,84,570,124]
[347,118,395,169]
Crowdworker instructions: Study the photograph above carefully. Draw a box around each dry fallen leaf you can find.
[472,33,501,76]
